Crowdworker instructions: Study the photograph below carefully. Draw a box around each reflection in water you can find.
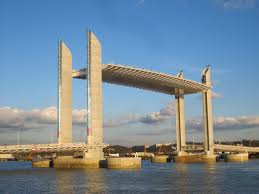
[56,169,74,193]
[173,163,219,193]
[202,163,218,192]
[82,169,106,193]
[56,168,106,193]
[174,163,189,192]
[1,160,259,193]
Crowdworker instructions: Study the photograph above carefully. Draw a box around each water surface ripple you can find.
[0,160,259,193]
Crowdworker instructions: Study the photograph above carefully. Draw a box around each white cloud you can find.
[196,91,223,100]
[1,103,258,135]
[0,100,175,132]
[136,0,145,6]
[72,109,87,125]
[187,115,259,131]
[103,100,176,127]
[138,100,175,124]
[103,114,139,128]
[135,115,259,137]
[212,92,223,99]
[216,0,256,9]
[0,106,87,132]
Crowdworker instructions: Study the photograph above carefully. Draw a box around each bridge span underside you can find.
[72,64,210,95]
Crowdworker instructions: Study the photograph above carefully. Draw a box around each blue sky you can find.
[0,0,259,145]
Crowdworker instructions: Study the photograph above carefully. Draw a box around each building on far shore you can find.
[131,152,154,157]
[155,143,173,148]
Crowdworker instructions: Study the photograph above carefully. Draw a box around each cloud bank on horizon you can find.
[0,101,176,132]
[1,102,258,135]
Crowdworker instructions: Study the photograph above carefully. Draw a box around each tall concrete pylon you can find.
[87,31,103,146]
[175,71,187,156]
[58,41,72,144]
[202,65,214,155]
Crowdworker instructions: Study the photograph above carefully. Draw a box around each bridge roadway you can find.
[1,143,259,154]
[183,144,259,153]
[214,144,259,153]
[0,143,106,154]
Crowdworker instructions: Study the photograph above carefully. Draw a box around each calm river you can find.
[0,160,259,193]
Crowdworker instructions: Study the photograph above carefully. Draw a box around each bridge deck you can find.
[73,64,210,95]
[183,144,259,153]
[214,144,259,153]
[0,143,106,154]
[2,143,259,154]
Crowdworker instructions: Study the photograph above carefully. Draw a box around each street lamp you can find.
[17,129,20,145]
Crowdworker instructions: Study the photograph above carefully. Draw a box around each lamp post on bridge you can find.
[17,130,20,145]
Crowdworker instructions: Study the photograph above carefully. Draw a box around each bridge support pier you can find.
[174,154,216,163]
[85,31,104,162]
[225,153,249,162]
[202,65,215,156]
[175,72,187,156]
[53,156,102,168]
[32,159,51,168]
[57,41,72,144]
[174,67,217,163]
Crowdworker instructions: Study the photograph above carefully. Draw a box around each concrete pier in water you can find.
[151,155,170,163]
[107,157,141,169]
[53,156,102,168]
[174,154,216,163]
[225,153,249,162]
[32,159,51,168]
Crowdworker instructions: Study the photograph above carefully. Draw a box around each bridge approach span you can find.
[214,144,259,153]
[183,144,259,153]
[0,143,106,154]
[1,143,259,155]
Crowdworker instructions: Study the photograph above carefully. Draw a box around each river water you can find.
[0,160,259,193]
